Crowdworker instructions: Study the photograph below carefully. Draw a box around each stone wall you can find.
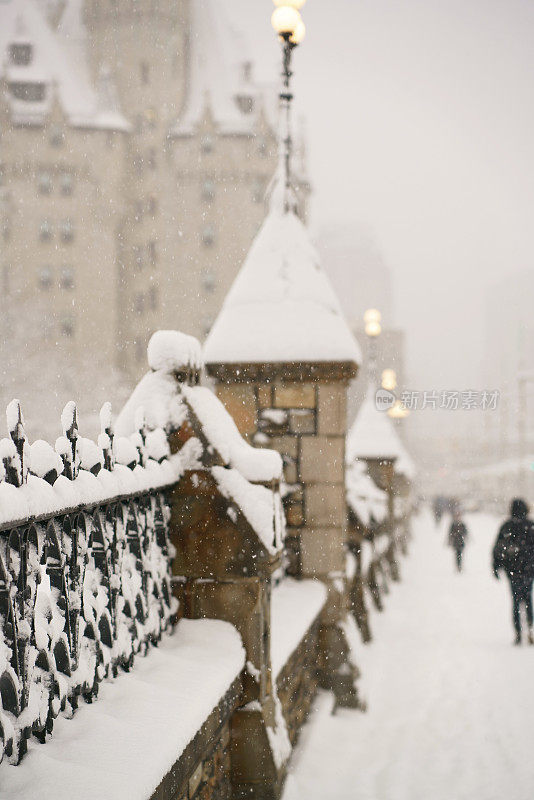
[215,379,348,580]
[276,620,321,746]
[151,678,240,800]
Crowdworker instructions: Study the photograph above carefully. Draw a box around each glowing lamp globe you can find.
[290,19,306,44]
[365,320,381,337]
[363,308,381,326]
[382,369,397,391]
[388,401,409,420]
[271,6,302,37]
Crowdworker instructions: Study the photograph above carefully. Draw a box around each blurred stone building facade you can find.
[0,0,306,432]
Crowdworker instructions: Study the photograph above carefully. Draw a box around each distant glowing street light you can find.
[382,369,397,391]
[388,400,410,420]
[364,308,381,337]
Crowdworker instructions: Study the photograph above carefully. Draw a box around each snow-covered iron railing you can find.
[0,399,180,764]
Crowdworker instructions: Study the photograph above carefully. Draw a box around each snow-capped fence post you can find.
[123,331,293,798]
[360,456,399,582]
[6,399,27,486]
[204,200,364,713]
[346,388,416,591]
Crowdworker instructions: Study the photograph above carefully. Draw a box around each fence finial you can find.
[60,401,79,480]
[99,401,115,471]
[133,406,147,466]
[6,399,27,485]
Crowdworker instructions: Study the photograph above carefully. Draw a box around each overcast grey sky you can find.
[227,0,534,398]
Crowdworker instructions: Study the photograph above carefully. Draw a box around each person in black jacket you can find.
[448,510,468,572]
[493,498,534,645]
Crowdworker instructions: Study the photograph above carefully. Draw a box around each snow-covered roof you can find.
[173,0,273,137]
[0,619,245,800]
[0,0,129,130]
[204,207,361,366]
[347,387,416,477]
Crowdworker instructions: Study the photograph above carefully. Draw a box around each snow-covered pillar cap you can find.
[147,330,203,385]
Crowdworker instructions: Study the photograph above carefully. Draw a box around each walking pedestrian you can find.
[447,510,468,572]
[492,498,534,645]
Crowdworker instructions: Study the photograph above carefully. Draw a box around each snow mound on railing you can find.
[183,385,282,483]
[212,466,283,554]
[147,330,203,373]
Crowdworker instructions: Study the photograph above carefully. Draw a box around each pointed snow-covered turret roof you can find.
[204,203,361,367]
[0,0,129,131]
[173,0,273,136]
[347,387,416,478]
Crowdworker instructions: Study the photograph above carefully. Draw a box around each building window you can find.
[147,195,157,216]
[133,245,144,271]
[200,135,214,154]
[149,285,158,311]
[39,219,52,241]
[10,43,33,66]
[9,81,45,102]
[235,93,254,115]
[60,267,74,290]
[38,266,52,289]
[50,126,64,148]
[201,225,215,247]
[60,173,73,196]
[140,61,150,85]
[135,293,145,315]
[38,171,52,195]
[202,179,215,202]
[202,269,215,293]
[60,219,74,242]
[148,240,157,264]
[61,317,75,337]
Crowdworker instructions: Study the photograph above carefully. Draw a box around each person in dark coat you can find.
[493,498,534,645]
[448,510,468,572]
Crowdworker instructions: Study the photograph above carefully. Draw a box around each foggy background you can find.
[227,0,534,437]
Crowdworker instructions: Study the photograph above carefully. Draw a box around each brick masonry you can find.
[212,371,362,712]
[213,380,348,583]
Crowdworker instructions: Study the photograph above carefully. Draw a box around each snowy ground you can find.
[284,510,534,800]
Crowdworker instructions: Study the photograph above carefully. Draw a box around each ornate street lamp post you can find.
[271,1,306,212]
[364,307,381,385]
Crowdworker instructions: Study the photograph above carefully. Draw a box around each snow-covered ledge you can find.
[271,579,327,680]
[0,620,245,800]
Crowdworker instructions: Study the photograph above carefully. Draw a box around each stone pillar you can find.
[206,361,363,709]
[366,456,400,581]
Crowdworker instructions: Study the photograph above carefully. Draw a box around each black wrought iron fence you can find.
[0,399,179,764]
